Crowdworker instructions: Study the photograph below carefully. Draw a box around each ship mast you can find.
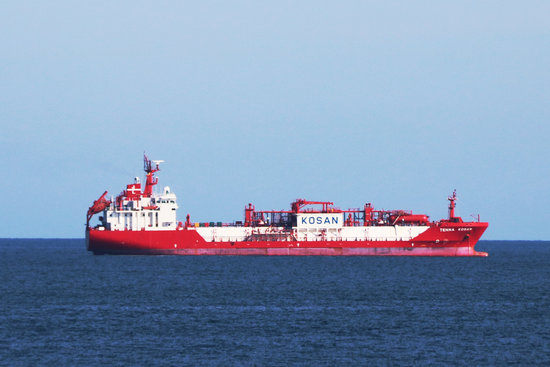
[142,154,163,197]
[448,190,457,220]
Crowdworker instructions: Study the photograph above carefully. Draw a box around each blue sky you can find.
[1,1,548,239]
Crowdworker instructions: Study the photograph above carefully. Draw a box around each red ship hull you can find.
[86,156,489,256]
[86,222,488,257]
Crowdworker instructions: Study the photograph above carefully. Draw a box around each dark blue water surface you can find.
[1,240,549,366]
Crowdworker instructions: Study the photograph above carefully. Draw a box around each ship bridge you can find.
[88,155,180,231]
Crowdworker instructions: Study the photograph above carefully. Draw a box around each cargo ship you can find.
[86,155,488,256]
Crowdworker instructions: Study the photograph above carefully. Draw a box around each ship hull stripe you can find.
[87,225,488,257]
[89,246,487,257]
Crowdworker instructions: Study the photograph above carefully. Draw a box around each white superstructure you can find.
[102,185,178,231]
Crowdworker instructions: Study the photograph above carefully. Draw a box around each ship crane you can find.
[86,191,111,227]
[291,199,335,213]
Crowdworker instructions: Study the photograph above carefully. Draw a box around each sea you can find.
[1,240,549,366]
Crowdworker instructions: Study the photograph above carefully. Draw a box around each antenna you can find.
[152,160,165,169]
